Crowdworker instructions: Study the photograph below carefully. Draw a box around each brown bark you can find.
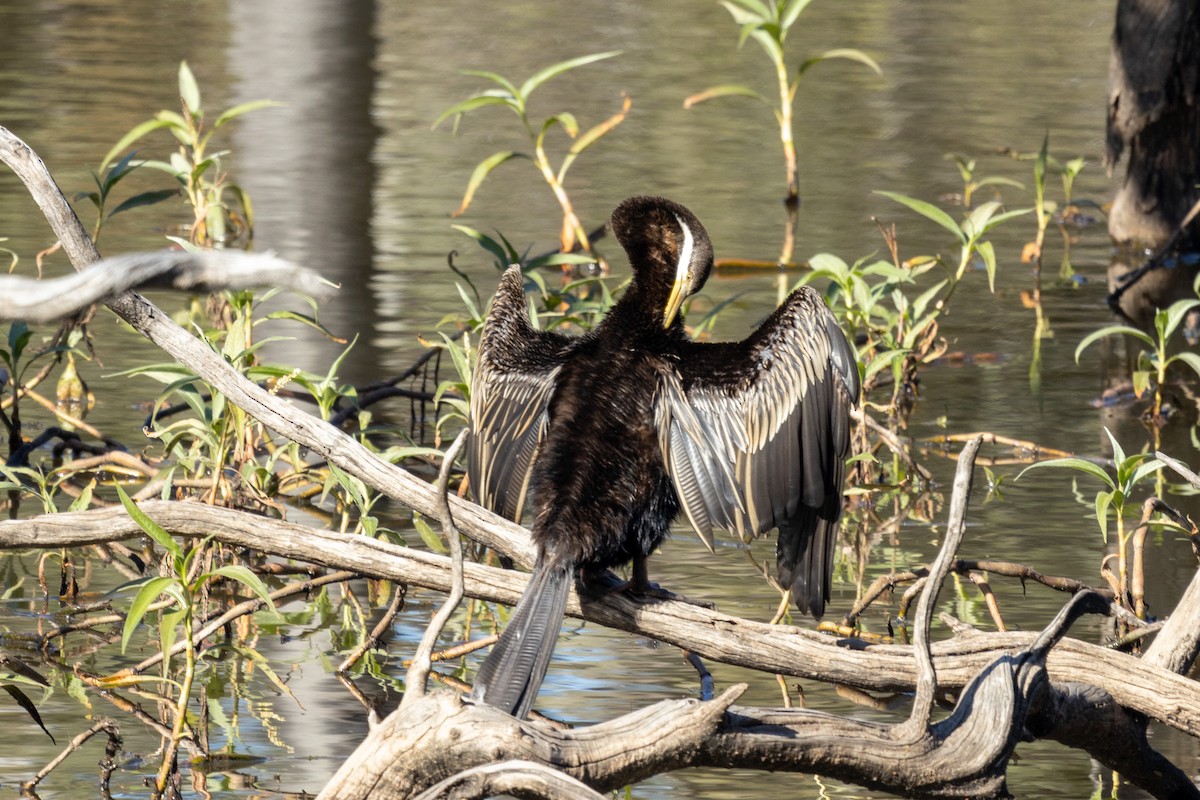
[1106,0,1200,248]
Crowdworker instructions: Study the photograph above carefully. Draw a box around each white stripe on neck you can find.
[673,213,694,287]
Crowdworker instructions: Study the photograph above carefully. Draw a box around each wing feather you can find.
[655,286,858,617]
[467,266,571,521]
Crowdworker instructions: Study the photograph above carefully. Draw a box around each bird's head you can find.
[611,196,714,329]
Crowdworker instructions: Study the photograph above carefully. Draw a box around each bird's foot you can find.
[578,570,716,609]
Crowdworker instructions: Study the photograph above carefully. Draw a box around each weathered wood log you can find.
[4,501,1200,741]
[0,250,333,323]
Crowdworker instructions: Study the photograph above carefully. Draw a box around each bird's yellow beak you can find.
[663,274,687,328]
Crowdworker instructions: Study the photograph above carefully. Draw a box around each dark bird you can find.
[467,196,859,718]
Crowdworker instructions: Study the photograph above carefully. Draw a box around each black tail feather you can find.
[470,561,572,718]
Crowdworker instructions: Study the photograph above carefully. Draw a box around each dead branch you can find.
[410,760,610,800]
[317,684,747,799]
[0,249,333,323]
[20,718,121,796]
[4,501,1200,740]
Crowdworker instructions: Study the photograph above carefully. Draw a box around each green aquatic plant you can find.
[111,486,278,795]
[685,0,880,208]
[1018,428,1164,616]
[1075,294,1200,424]
[945,154,1024,209]
[94,61,277,247]
[435,52,628,257]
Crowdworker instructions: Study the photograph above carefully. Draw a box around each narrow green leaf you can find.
[122,576,174,653]
[720,0,770,26]
[875,191,966,243]
[413,515,447,553]
[1094,490,1112,542]
[210,565,278,613]
[542,112,579,138]
[116,485,182,561]
[433,94,517,129]
[452,224,510,265]
[780,0,816,29]
[1169,351,1200,380]
[108,189,179,219]
[451,151,523,217]
[459,69,520,97]
[979,206,1034,236]
[683,84,773,109]
[977,240,997,293]
[798,48,882,78]
[1102,426,1127,468]
[213,99,281,129]
[1017,457,1115,491]
[1129,457,1165,489]
[178,61,201,115]
[99,119,174,173]
[159,607,185,669]
[1164,298,1200,339]
[1075,324,1154,363]
[1,685,54,743]
[519,51,621,99]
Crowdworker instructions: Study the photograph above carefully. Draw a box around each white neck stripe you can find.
[673,213,694,286]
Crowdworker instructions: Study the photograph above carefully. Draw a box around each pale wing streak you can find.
[656,288,848,547]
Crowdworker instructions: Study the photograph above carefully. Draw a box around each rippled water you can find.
[0,1,1191,797]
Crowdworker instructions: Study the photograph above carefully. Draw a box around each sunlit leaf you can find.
[798,48,882,79]
[1131,369,1152,398]
[1017,457,1115,491]
[210,565,278,613]
[1074,324,1154,364]
[213,99,281,129]
[99,119,174,173]
[683,84,773,109]
[1094,490,1112,542]
[780,0,816,29]
[875,191,966,243]
[1169,351,1200,380]
[413,515,447,553]
[121,576,174,653]
[116,485,182,562]
[451,150,523,217]
[977,240,997,293]
[460,69,520,97]
[178,61,201,115]
[518,51,621,99]
[433,95,517,129]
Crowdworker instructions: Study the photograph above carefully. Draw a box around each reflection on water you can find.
[0,0,1194,797]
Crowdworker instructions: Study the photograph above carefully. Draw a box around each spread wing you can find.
[654,286,859,617]
[467,265,572,521]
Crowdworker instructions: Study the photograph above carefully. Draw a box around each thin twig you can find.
[339,582,407,673]
[898,435,980,739]
[21,718,122,794]
[402,429,468,707]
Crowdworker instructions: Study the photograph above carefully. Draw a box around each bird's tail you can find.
[470,560,572,719]
[776,505,839,620]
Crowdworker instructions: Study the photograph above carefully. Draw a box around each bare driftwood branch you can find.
[318,586,1122,799]
[317,684,748,799]
[4,501,1200,741]
[403,428,469,708]
[410,759,609,800]
[0,250,335,323]
[901,435,980,737]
